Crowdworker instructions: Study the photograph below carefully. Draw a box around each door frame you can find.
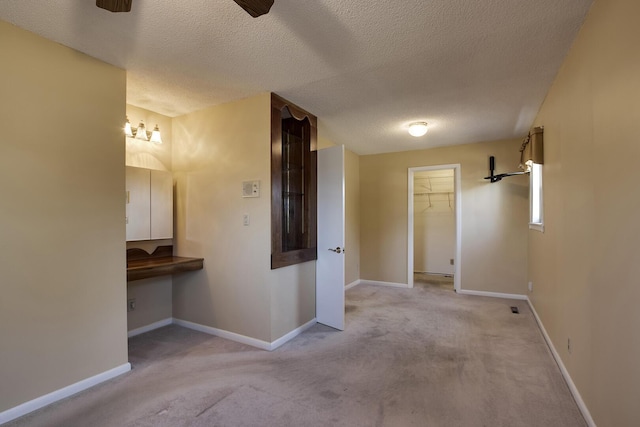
[407,164,461,291]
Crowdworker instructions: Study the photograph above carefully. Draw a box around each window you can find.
[529,163,544,231]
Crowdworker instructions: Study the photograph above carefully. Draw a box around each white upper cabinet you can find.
[126,167,151,241]
[150,169,173,239]
[126,166,173,241]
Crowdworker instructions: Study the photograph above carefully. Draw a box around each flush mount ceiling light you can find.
[408,122,429,137]
[124,117,163,144]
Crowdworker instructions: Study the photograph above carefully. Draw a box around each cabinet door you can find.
[126,167,151,241]
[150,170,173,239]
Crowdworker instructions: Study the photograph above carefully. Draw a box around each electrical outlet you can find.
[528,281,533,292]
[567,338,571,354]
[127,298,136,312]
[243,214,250,226]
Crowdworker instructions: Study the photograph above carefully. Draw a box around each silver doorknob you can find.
[328,247,343,254]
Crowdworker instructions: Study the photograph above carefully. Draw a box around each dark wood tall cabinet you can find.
[271,93,317,269]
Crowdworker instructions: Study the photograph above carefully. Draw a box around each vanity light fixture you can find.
[149,125,162,144]
[408,122,429,137]
[124,117,134,138]
[134,121,148,141]
[124,117,162,144]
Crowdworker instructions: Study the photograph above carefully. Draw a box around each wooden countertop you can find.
[127,246,204,282]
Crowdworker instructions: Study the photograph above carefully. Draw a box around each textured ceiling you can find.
[0,0,593,155]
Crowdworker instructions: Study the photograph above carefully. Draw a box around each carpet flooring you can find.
[7,278,586,426]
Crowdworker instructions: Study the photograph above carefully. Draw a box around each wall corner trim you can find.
[173,318,272,350]
[269,318,317,351]
[173,318,317,351]
[345,279,361,290]
[127,318,173,338]
[526,297,597,427]
[360,280,410,289]
[0,363,131,425]
[456,289,527,300]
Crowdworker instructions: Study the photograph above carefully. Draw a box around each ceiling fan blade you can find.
[96,0,132,13]
[232,0,274,18]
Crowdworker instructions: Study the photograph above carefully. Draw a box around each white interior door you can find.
[316,145,345,330]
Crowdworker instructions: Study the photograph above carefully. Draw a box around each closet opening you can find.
[407,165,461,291]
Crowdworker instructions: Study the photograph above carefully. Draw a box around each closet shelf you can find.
[413,191,453,196]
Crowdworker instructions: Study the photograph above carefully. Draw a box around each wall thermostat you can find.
[242,180,260,198]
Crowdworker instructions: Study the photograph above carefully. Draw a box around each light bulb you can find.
[150,125,162,144]
[124,117,134,138]
[135,121,148,141]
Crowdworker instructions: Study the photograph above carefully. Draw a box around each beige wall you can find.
[126,277,172,331]
[131,97,355,342]
[171,93,315,343]
[345,148,361,286]
[0,21,128,411]
[360,139,528,293]
[125,105,174,332]
[317,120,336,150]
[529,0,640,424]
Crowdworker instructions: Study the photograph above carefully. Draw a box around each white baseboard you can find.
[127,318,173,338]
[174,318,317,351]
[526,298,596,427]
[0,363,131,425]
[360,279,410,288]
[1,316,318,424]
[345,279,361,290]
[456,289,527,300]
[269,318,317,351]
[126,317,318,352]
[173,318,272,350]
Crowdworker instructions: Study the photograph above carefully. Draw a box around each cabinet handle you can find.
[126,191,130,204]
